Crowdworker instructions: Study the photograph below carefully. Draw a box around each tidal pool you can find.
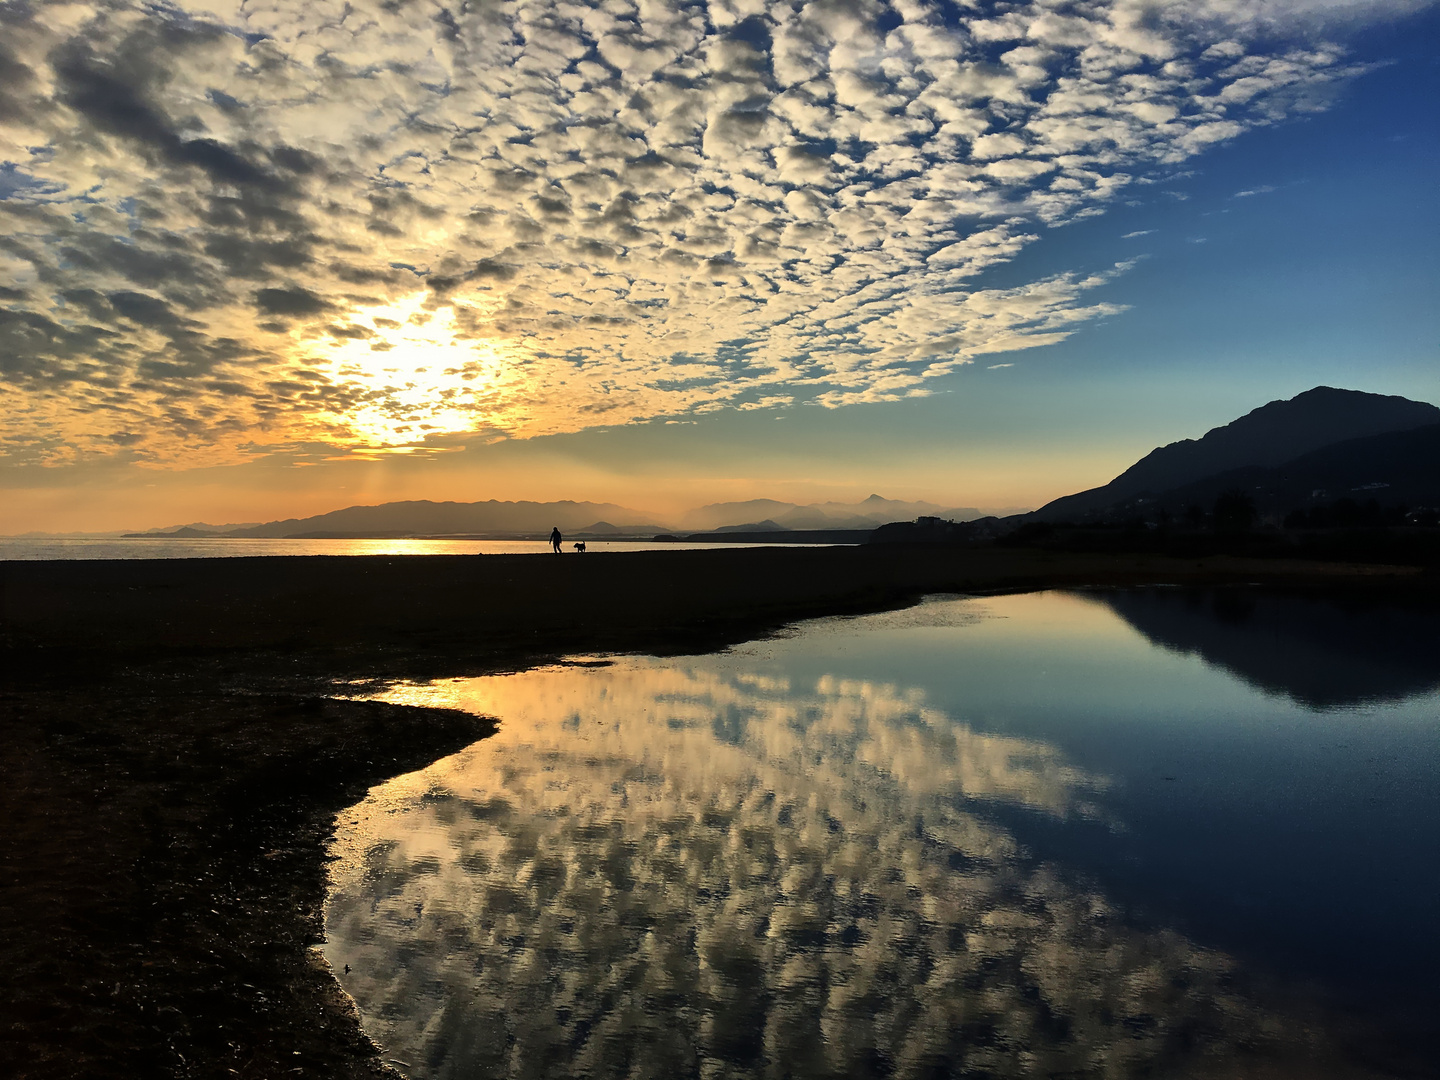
[325,589,1440,1079]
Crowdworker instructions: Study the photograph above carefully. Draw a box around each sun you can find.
[315,293,528,450]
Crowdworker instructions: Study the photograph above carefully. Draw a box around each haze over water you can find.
[325,590,1440,1079]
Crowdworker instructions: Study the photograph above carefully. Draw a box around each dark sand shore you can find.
[1,546,1432,1079]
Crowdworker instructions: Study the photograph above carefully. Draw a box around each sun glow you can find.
[317,293,530,451]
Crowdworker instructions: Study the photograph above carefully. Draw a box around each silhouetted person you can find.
[550,526,563,553]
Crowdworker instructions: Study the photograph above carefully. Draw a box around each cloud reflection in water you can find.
[325,652,1311,1079]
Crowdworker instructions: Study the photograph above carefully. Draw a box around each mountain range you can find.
[1030,387,1440,524]
[215,500,668,539]
[103,386,1440,541]
[676,495,994,532]
[122,495,1016,540]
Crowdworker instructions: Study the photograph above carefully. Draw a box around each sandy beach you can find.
[1,546,1432,1079]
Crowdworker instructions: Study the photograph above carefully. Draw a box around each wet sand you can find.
[0,546,1431,1078]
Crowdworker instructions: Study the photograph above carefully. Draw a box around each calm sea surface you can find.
[0,537,820,560]
[324,589,1440,1080]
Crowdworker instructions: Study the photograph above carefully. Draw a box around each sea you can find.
[0,537,840,561]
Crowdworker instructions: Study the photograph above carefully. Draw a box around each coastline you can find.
[1,546,1432,1078]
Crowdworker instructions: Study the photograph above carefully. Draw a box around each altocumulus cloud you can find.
[0,0,1418,464]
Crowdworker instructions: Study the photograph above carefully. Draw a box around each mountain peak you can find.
[1034,386,1439,521]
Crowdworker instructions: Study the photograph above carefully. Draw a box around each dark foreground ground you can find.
[1,545,1434,1079]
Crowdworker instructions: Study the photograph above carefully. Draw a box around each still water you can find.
[325,589,1440,1079]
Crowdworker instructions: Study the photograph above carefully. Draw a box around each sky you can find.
[1,0,1437,532]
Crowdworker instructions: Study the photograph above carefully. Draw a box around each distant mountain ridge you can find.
[108,387,1440,542]
[1034,387,1440,522]
[678,494,994,532]
[118,495,1022,540]
[125,520,261,537]
[223,500,666,539]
